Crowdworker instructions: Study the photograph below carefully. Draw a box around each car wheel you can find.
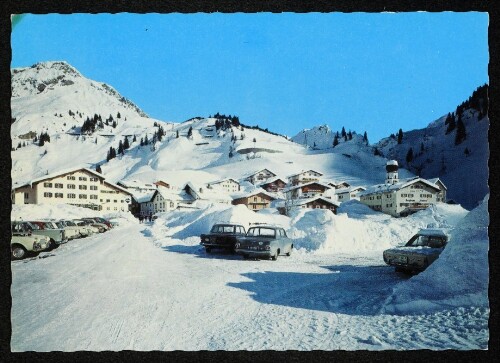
[286,244,293,257]
[11,245,27,260]
[205,247,211,253]
[271,251,278,261]
[242,254,249,259]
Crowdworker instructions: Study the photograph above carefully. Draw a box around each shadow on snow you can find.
[161,244,243,260]
[227,264,411,316]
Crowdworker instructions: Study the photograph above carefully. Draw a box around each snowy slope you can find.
[374,109,489,210]
[11,61,409,194]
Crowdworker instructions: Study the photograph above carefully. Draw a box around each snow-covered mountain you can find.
[11,61,488,211]
[374,89,489,210]
[292,87,489,210]
[11,61,408,194]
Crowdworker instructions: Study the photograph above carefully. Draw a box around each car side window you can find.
[281,229,287,237]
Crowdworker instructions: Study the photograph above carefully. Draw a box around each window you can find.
[55,193,63,198]
[90,195,98,200]
[170,202,174,208]
[100,199,103,202]
[67,176,75,180]
[106,199,110,202]
[68,193,76,199]
[24,192,29,199]
[55,183,63,188]
[90,185,98,190]
[43,192,53,197]
[376,196,381,200]
[79,194,87,199]
[67,184,76,189]
[114,200,117,203]
[79,176,87,181]
[253,197,257,202]
[79,185,87,190]
[408,194,414,198]
[89,177,98,182]
[44,182,53,188]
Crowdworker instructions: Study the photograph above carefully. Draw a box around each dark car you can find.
[200,224,247,253]
[234,225,293,260]
[383,229,449,274]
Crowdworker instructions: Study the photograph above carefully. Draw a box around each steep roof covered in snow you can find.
[359,177,441,196]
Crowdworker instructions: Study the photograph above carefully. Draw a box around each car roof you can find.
[417,229,448,237]
[248,225,282,230]
[213,223,244,227]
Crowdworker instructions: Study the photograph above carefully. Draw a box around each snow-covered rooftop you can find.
[283,181,333,193]
[359,177,441,196]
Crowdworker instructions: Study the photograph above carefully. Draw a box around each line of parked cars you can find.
[10,217,115,260]
[201,223,450,273]
[200,223,294,260]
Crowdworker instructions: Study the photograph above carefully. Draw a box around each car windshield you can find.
[211,225,235,233]
[65,221,76,226]
[247,227,275,238]
[26,222,39,229]
[44,222,56,229]
[55,222,65,228]
[407,235,446,248]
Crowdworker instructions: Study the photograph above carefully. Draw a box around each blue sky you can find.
[11,13,489,142]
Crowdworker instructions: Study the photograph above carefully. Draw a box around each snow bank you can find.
[150,201,469,255]
[11,203,135,222]
[382,195,489,314]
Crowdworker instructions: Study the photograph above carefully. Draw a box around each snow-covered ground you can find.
[11,200,488,351]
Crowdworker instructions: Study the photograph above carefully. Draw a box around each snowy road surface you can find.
[11,220,488,351]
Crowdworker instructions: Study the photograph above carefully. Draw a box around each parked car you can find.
[58,219,94,237]
[92,217,113,229]
[12,221,68,249]
[235,225,293,260]
[74,219,101,234]
[383,229,449,274]
[81,218,110,232]
[200,224,247,253]
[11,224,51,260]
[34,220,80,240]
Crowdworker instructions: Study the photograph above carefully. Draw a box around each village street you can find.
[10,218,488,351]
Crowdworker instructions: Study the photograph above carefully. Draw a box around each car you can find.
[58,219,94,237]
[383,228,449,274]
[81,218,110,232]
[34,220,80,240]
[74,219,101,234]
[11,224,51,260]
[234,225,293,260]
[200,224,246,253]
[12,221,68,250]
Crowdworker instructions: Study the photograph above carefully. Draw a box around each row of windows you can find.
[386,203,393,208]
[410,184,424,189]
[66,176,100,182]
[43,183,98,190]
[44,192,98,199]
[420,194,433,198]
[401,194,414,198]
[101,190,119,194]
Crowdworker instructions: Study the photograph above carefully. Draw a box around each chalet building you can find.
[288,170,323,186]
[294,196,339,214]
[257,177,287,193]
[232,190,276,211]
[428,178,447,202]
[12,167,132,212]
[184,182,232,205]
[359,160,445,217]
[244,169,277,185]
[154,180,171,189]
[139,186,194,215]
[284,181,333,200]
[329,181,350,190]
[117,179,158,193]
[207,178,241,193]
[335,186,366,202]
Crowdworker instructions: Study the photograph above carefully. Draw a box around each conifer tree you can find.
[144,135,149,145]
[348,131,353,140]
[123,136,130,150]
[446,113,456,134]
[118,140,124,155]
[96,164,102,173]
[363,131,368,144]
[455,114,466,145]
[117,112,121,119]
[406,147,414,163]
[133,135,137,143]
[333,135,339,147]
[464,147,470,156]
[140,138,144,146]
[397,128,403,144]
[341,127,346,138]
[176,130,179,138]
[112,120,117,128]
[187,127,193,138]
